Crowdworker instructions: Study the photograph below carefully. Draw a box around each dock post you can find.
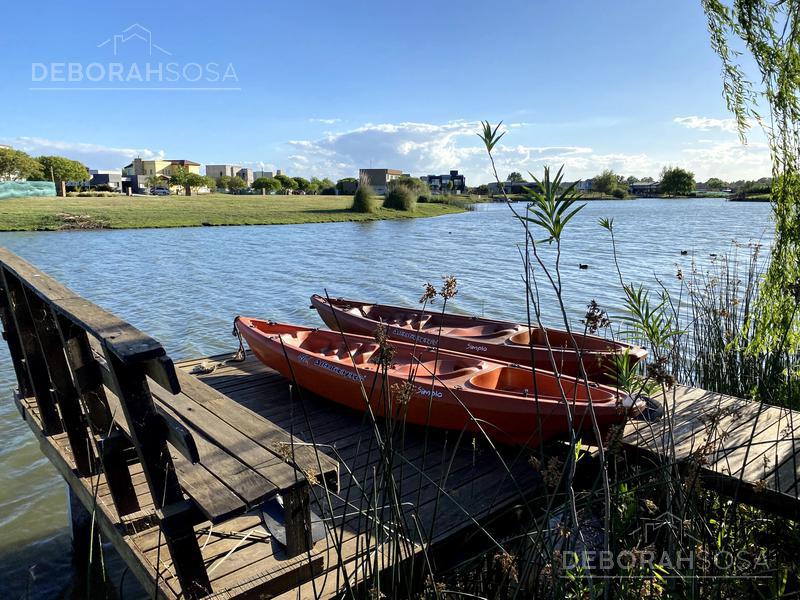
[67,485,107,596]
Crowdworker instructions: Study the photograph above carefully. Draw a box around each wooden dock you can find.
[2,246,800,598]
[623,384,800,518]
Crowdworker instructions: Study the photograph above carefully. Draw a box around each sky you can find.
[0,0,771,184]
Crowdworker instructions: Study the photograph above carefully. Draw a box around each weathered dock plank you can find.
[623,384,800,516]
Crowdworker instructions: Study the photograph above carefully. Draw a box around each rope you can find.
[187,319,247,375]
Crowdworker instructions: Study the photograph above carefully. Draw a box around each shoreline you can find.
[0,194,465,232]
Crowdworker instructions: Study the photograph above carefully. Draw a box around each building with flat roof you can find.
[359,168,406,195]
[422,170,466,194]
[206,165,254,185]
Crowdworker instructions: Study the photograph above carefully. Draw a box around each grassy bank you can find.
[0,194,465,231]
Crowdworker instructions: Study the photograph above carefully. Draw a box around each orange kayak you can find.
[234,317,641,448]
[311,295,646,384]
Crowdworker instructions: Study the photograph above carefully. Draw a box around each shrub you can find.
[388,176,429,198]
[383,186,416,211]
[418,194,430,203]
[612,187,626,199]
[351,183,376,213]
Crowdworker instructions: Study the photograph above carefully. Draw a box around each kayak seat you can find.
[353,343,379,364]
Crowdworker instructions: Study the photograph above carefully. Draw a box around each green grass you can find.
[0,194,466,231]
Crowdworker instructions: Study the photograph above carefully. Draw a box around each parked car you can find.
[150,187,170,196]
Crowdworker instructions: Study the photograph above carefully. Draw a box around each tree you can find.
[593,169,619,195]
[336,177,358,194]
[293,176,311,193]
[37,156,89,195]
[253,177,281,194]
[640,176,654,183]
[0,148,42,181]
[169,166,188,195]
[185,173,214,195]
[274,174,297,193]
[660,166,695,197]
[625,176,638,185]
[145,175,167,190]
[704,1,800,351]
[226,176,247,193]
[216,175,232,191]
[507,171,526,183]
[705,177,727,190]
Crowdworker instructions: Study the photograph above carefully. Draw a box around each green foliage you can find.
[522,166,584,244]
[225,176,246,192]
[383,185,416,211]
[0,148,42,181]
[185,173,214,194]
[593,169,619,195]
[705,177,727,190]
[252,177,281,193]
[612,187,627,199]
[336,177,358,193]
[704,0,800,352]
[507,171,525,183]
[145,175,167,190]
[388,176,430,197]
[293,176,310,192]
[216,175,232,190]
[274,174,297,192]
[660,166,695,196]
[350,183,375,213]
[36,155,89,183]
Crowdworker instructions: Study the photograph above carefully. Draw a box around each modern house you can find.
[89,170,124,191]
[253,170,274,180]
[123,158,201,178]
[576,179,594,193]
[121,158,202,193]
[206,165,255,185]
[629,181,661,196]
[422,170,466,194]
[359,168,407,195]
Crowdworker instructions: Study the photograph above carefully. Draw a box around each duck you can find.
[680,250,688,255]
[578,263,589,270]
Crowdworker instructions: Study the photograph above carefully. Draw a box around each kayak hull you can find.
[235,317,636,448]
[311,295,647,384]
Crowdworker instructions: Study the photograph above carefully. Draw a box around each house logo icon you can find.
[633,511,700,546]
[97,24,171,57]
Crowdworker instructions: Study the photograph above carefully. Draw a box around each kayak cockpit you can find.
[468,366,616,403]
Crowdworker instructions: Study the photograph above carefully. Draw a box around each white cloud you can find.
[680,139,771,180]
[674,115,739,133]
[309,118,342,125]
[0,136,164,169]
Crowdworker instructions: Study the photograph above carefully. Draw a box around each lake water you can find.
[0,198,774,597]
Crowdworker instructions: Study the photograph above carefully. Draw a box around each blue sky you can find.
[0,0,770,183]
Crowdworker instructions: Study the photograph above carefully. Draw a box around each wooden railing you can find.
[0,248,337,598]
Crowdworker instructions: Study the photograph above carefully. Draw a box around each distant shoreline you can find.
[0,194,465,232]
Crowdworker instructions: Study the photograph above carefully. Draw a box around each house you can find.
[123,158,201,178]
[359,168,407,195]
[89,170,124,191]
[576,179,594,193]
[206,164,254,185]
[253,170,274,180]
[121,158,201,193]
[422,170,466,194]
[629,181,661,196]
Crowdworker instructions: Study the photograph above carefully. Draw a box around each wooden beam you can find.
[1,267,63,435]
[0,267,33,398]
[24,288,95,475]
